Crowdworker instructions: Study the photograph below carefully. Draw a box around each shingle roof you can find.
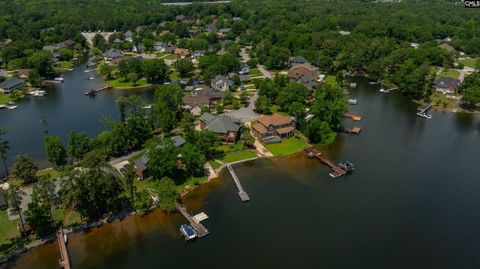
[0,78,24,90]
[434,77,460,89]
[257,114,294,127]
[200,113,241,133]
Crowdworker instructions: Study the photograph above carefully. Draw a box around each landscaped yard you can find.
[52,208,83,227]
[459,57,478,69]
[271,105,290,116]
[429,92,459,109]
[264,135,307,156]
[220,150,257,163]
[168,72,180,81]
[249,68,261,76]
[53,61,74,73]
[0,94,13,105]
[439,69,460,79]
[163,54,178,60]
[107,78,149,88]
[36,168,62,179]
[0,211,19,246]
[325,75,337,86]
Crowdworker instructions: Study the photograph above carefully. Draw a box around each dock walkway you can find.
[57,229,71,269]
[175,203,209,237]
[226,163,250,202]
[305,147,347,178]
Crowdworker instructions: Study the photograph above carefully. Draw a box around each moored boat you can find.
[338,161,354,174]
[348,98,357,105]
[84,89,96,96]
[180,224,197,240]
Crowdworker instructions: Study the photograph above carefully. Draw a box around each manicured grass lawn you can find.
[220,150,257,163]
[249,68,261,76]
[168,72,180,80]
[271,105,290,116]
[429,92,459,109]
[0,94,13,105]
[53,61,74,73]
[439,69,460,79]
[155,51,166,58]
[107,78,149,88]
[52,208,83,227]
[36,168,62,179]
[209,161,222,170]
[264,135,307,157]
[0,211,19,246]
[459,57,478,69]
[325,75,337,86]
[176,176,208,193]
[164,54,178,60]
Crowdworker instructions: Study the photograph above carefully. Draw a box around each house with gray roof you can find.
[104,48,124,63]
[434,77,460,94]
[0,78,25,94]
[211,75,234,91]
[200,113,241,144]
[239,62,249,75]
[289,56,307,66]
[133,136,186,179]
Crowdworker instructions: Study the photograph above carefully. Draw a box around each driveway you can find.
[226,92,261,123]
[257,64,272,78]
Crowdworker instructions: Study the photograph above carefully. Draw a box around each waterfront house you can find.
[165,46,176,54]
[182,95,211,116]
[0,78,25,94]
[104,48,124,63]
[217,28,231,38]
[252,114,296,140]
[154,42,167,52]
[132,43,145,53]
[289,56,307,66]
[239,62,250,75]
[211,75,234,92]
[287,63,322,91]
[174,48,190,58]
[134,136,186,179]
[193,87,225,102]
[124,30,133,41]
[200,113,241,144]
[439,43,455,53]
[191,50,205,59]
[18,69,30,79]
[434,77,460,94]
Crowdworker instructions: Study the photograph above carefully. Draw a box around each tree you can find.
[25,198,54,237]
[27,51,53,76]
[241,131,255,149]
[127,72,139,85]
[142,59,168,83]
[117,58,142,80]
[151,85,183,132]
[304,119,336,144]
[67,131,91,161]
[153,177,177,213]
[98,63,114,80]
[120,163,136,207]
[180,144,206,177]
[7,185,27,238]
[216,103,224,114]
[240,91,249,104]
[255,95,272,114]
[10,155,37,185]
[462,86,480,109]
[59,48,73,61]
[175,58,194,77]
[27,69,42,87]
[44,136,66,167]
[311,84,348,129]
[146,140,178,180]
[0,128,9,178]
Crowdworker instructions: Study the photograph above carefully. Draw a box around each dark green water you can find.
[0,63,154,174]
[2,77,480,268]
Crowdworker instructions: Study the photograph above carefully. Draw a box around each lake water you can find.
[2,77,480,268]
[0,64,154,174]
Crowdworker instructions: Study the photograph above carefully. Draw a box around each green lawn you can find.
[53,61,74,73]
[264,135,307,157]
[52,208,83,227]
[325,75,337,86]
[429,92,459,109]
[249,67,261,76]
[271,105,290,116]
[0,211,19,246]
[168,72,180,81]
[164,54,178,60]
[220,150,257,163]
[36,168,61,179]
[107,78,149,88]
[459,57,478,69]
[209,161,222,170]
[0,94,13,105]
[439,69,460,79]
[176,176,208,193]
[155,51,166,58]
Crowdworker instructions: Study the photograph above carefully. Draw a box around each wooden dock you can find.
[417,104,432,114]
[344,113,362,121]
[305,147,347,178]
[57,229,71,269]
[175,202,209,237]
[95,85,112,92]
[226,163,250,202]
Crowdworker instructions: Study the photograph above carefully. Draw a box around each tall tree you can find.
[0,128,9,178]
[44,136,67,167]
[7,185,27,238]
[67,131,91,161]
[10,155,37,185]
[153,177,177,213]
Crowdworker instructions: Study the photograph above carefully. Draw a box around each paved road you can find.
[226,92,261,123]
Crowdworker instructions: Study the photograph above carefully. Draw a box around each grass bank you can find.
[107,78,150,89]
[263,135,307,157]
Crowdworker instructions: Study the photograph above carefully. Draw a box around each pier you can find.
[226,163,250,202]
[305,147,347,178]
[95,85,112,92]
[175,202,209,238]
[57,229,71,269]
[417,104,432,114]
[344,113,362,121]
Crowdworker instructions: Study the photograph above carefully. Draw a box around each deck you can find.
[305,147,347,178]
[57,229,71,269]
[344,113,362,121]
[226,163,250,202]
[175,202,209,237]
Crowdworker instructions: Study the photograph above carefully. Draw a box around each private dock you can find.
[95,85,111,92]
[339,126,362,134]
[417,104,432,114]
[57,229,71,269]
[305,147,347,178]
[226,163,250,202]
[175,202,209,238]
[344,113,362,121]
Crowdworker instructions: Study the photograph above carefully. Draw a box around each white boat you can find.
[54,77,64,82]
[7,105,18,110]
[416,112,432,119]
[348,98,358,105]
[180,224,197,240]
[349,82,357,88]
[64,234,68,244]
[67,68,74,71]
[379,88,389,93]
[32,90,46,97]
[84,69,94,73]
